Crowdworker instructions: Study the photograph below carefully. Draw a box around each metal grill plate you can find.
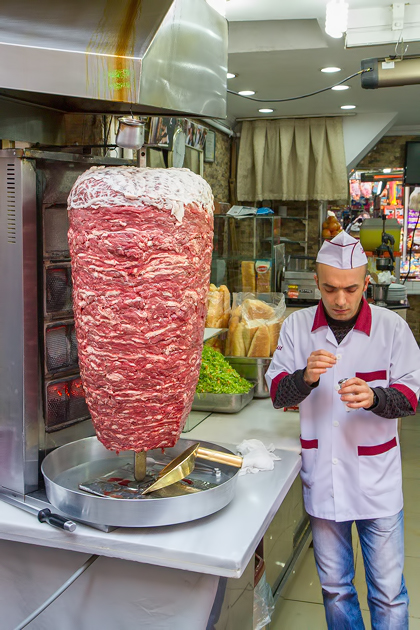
[42,437,239,527]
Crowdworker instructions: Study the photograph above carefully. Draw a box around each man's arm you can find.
[368,387,416,418]
[271,348,336,409]
[272,369,318,409]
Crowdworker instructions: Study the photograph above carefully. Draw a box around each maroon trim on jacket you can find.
[355,370,387,382]
[358,437,397,457]
[300,437,319,449]
[270,371,288,402]
[390,383,418,412]
[311,298,372,336]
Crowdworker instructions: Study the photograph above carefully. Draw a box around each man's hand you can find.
[339,377,374,409]
[303,350,337,386]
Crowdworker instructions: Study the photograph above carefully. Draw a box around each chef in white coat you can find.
[266,231,420,630]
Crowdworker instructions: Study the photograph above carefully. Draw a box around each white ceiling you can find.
[226,0,399,21]
[225,1,420,129]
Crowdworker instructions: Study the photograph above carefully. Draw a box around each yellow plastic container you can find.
[359,218,401,252]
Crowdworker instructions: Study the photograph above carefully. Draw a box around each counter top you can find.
[0,403,301,579]
[187,398,301,453]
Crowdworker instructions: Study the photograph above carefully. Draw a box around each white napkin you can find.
[237,439,281,476]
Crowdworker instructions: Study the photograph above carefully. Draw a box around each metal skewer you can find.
[134,452,147,482]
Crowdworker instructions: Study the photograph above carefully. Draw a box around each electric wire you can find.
[13,554,99,630]
[227,68,372,103]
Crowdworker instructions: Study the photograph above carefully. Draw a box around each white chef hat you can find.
[316,231,368,269]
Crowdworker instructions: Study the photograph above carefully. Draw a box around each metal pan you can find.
[42,436,240,528]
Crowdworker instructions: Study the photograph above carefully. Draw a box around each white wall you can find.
[343,112,398,172]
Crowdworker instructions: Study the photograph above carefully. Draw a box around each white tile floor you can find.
[269,413,420,629]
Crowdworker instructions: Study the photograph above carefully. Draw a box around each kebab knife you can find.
[0,493,76,532]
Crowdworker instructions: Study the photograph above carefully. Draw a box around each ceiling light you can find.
[325,0,348,39]
[238,90,256,96]
[227,72,237,79]
[321,67,341,73]
[331,85,350,91]
[259,108,274,113]
[341,104,356,109]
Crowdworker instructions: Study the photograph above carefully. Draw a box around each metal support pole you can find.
[134,452,147,482]
[403,186,410,262]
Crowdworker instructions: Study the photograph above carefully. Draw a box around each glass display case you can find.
[210,215,282,293]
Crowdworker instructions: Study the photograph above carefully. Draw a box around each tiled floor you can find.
[269,413,420,629]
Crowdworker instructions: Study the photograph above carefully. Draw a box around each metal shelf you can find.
[279,238,307,245]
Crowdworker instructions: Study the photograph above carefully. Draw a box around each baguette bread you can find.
[231,305,242,319]
[242,298,274,321]
[220,285,231,313]
[206,290,224,327]
[243,324,258,355]
[241,261,256,292]
[206,285,231,328]
[268,321,281,355]
[232,322,246,356]
[247,324,270,357]
[225,315,240,356]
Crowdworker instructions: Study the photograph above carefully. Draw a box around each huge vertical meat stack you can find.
[67,167,214,452]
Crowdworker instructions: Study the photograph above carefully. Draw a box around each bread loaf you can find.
[243,324,257,355]
[225,315,240,356]
[232,322,246,356]
[206,285,231,328]
[242,298,274,321]
[241,261,256,292]
[255,261,271,293]
[268,321,281,355]
[206,290,224,327]
[220,285,231,313]
[247,324,270,357]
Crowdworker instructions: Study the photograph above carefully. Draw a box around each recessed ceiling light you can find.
[227,72,237,79]
[259,108,274,113]
[238,90,256,96]
[331,84,350,91]
[321,67,341,73]
[341,104,356,109]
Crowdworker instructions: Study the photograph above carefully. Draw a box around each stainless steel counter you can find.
[0,401,301,578]
[0,400,302,630]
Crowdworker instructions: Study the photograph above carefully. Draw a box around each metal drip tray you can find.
[42,437,240,528]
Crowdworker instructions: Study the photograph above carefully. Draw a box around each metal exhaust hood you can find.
[0,0,227,118]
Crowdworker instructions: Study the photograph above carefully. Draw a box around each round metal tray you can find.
[42,436,239,528]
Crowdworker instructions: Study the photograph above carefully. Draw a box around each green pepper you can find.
[196,346,252,394]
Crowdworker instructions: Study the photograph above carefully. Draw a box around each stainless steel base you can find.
[192,387,254,413]
[42,437,239,528]
[225,357,271,398]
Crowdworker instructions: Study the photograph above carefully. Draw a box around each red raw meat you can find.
[67,167,214,452]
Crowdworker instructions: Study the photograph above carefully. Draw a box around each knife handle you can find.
[196,447,243,468]
[38,509,77,532]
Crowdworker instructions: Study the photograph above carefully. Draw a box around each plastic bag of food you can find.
[205,284,231,328]
[226,293,286,357]
[253,569,275,630]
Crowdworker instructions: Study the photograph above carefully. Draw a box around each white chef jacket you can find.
[266,299,420,522]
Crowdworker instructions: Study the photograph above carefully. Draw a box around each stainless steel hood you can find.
[0,0,227,118]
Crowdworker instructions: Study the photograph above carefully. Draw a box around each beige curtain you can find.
[237,117,348,202]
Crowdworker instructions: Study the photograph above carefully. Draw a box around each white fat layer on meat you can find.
[67,166,214,223]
